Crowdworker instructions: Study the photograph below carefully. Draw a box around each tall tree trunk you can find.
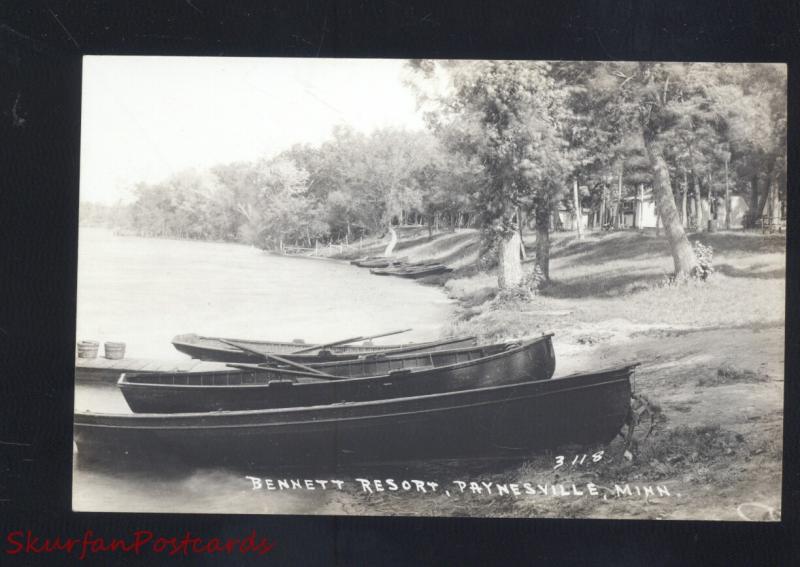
[599,190,606,229]
[615,168,623,228]
[689,145,703,231]
[693,173,702,232]
[427,214,433,239]
[755,157,778,221]
[769,176,780,224]
[636,183,644,229]
[757,178,773,221]
[383,226,398,257]
[644,138,698,277]
[749,176,759,226]
[517,208,527,260]
[534,203,551,281]
[573,178,583,239]
[655,205,661,237]
[724,157,731,230]
[707,173,715,229]
[497,230,523,289]
[681,169,688,227]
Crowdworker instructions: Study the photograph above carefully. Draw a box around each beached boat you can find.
[75,364,636,466]
[171,333,477,363]
[349,255,381,265]
[119,335,556,413]
[370,264,452,278]
[351,257,407,268]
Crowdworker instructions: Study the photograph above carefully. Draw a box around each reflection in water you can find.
[73,228,456,514]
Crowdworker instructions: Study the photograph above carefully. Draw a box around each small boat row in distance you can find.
[349,255,453,278]
[350,256,408,268]
[120,334,556,413]
[75,363,637,467]
[369,263,452,278]
[171,332,477,364]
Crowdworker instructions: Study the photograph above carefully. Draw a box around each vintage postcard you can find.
[73,56,785,521]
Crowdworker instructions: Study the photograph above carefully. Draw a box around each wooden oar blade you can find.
[291,328,413,354]
[290,336,364,354]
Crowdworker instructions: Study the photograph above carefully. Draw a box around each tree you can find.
[716,63,787,226]
[586,62,705,276]
[409,60,570,286]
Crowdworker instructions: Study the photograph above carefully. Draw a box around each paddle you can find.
[362,337,475,358]
[370,335,476,356]
[290,328,413,354]
[218,338,337,378]
[260,353,339,378]
[289,336,365,355]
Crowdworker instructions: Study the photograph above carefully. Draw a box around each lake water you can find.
[75,228,454,361]
[73,228,456,514]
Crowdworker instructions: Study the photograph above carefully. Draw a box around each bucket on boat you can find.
[77,340,100,359]
[104,341,126,360]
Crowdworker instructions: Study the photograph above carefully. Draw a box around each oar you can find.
[376,335,476,356]
[290,328,413,354]
[289,336,365,354]
[218,338,268,357]
[218,338,337,378]
[260,353,339,378]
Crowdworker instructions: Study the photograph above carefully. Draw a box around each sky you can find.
[80,56,426,203]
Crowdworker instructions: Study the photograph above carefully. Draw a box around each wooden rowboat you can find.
[370,264,452,278]
[349,255,381,265]
[351,257,407,268]
[75,364,636,466]
[119,334,556,413]
[171,333,477,363]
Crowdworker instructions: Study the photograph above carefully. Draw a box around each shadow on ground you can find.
[535,230,787,270]
[715,264,786,279]
[541,270,662,299]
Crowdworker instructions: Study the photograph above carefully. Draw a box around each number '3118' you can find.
[554,451,604,469]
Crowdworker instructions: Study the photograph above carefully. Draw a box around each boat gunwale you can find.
[77,375,632,431]
[171,334,476,357]
[121,334,556,389]
[81,364,638,427]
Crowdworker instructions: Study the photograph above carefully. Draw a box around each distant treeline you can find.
[83,126,480,247]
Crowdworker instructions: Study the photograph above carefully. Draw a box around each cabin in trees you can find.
[556,188,757,231]
[618,191,751,230]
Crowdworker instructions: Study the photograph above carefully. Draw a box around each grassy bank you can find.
[332,227,785,520]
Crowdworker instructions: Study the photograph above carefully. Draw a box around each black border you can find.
[1,1,798,565]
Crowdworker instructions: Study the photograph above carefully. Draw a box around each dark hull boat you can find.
[370,264,452,278]
[120,335,556,413]
[75,364,636,466]
[351,257,407,268]
[349,255,382,265]
[171,333,477,363]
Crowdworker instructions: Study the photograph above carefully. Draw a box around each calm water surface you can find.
[73,228,456,514]
[76,228,453,360]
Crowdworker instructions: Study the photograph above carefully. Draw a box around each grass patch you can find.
[697,364,771,387]
[528,425,750,486]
